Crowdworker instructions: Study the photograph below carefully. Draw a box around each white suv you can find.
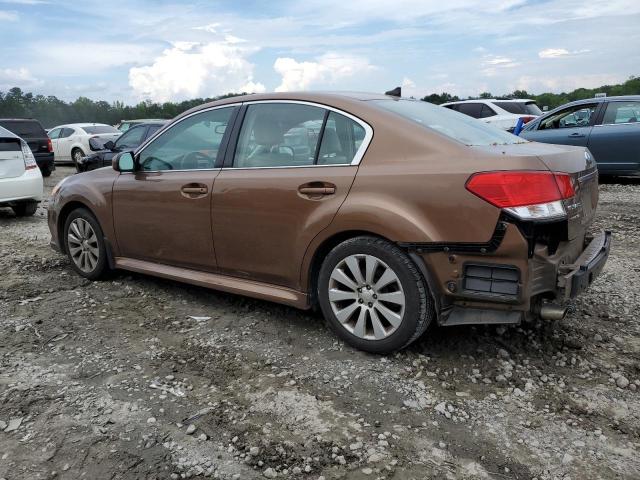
[441,99,542,131]
[0,125,43,216]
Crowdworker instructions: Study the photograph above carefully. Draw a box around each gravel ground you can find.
[1,167,639,480]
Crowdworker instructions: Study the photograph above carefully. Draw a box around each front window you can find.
[601,101,640,125]
[539,104,597,130]
[114,126,146,149]
[138,107,233,171]
[372,99,525,146]
[81,125,120,135]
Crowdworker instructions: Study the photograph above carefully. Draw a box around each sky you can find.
[0,0,639,104]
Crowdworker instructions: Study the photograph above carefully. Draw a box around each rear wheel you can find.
[318,236,434,354]
[12,201,38,217]
[63,208,108,280]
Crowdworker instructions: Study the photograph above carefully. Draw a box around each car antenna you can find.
[385,86,401,97]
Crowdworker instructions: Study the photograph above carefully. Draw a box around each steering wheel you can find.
[182,151,213,169]
[143,156,174,171]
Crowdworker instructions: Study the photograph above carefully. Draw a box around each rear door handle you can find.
[298,185,336,195]
[181,183,208,197]
[568,132,585,138]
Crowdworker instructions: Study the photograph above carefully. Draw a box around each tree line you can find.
[421,75,640,108]
[0,76,638,128]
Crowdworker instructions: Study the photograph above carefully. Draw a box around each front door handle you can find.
[181,183,208,198]
[298,183,336,196]
[568,132,585,138]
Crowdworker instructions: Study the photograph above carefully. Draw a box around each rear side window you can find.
[317,112,366,165]
[139,107,233,171]
[60,128,75,138]
[456,103,484,119]
[493,101,542,116]
[234,103,326,168]
[81,125,120,135]
[373,99,526,146]
[0,120,46,138]
[601,101,640,125]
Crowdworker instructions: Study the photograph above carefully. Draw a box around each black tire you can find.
[12,201,38,217]
[41,167,52,177]
[63,208,108,280]
[317,236,434,354]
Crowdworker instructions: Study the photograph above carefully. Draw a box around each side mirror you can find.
[103,140,115,151]
[113,151,135,172]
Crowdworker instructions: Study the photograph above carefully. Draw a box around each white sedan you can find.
[0,125,43,217]
[441,99,542,131]
[48,123,121,165]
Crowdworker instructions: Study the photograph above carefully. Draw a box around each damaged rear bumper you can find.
[558,230,611,300]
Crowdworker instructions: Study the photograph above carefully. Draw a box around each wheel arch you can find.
[305,229,392,309]
[57,200,96,254]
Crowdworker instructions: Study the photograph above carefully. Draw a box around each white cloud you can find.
[0,67,41,88]
[481,55,520,76]
[0,10,18,21]
[274,53,375,92]
[538,48,591,58]
[129,41,265,102]
[514,73,622,93]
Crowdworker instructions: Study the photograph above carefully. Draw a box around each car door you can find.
[521,103,600,148]
[212,101,372,290]
[48,128,62,159]
[587,100,640,174]
[112,105,237,271]
[56,128,75,161]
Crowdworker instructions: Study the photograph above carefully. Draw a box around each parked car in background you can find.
[115,119,165,132]
[76,121,167,173]
[520,96,640,176]
[48,92,608,354]
[48,123,121,165]
[0,118,55,177]
[0,125,43,216]
[442,99,542,131]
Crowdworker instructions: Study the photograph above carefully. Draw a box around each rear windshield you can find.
[492,101,542,116]
[0,120,46,138]
[81,125,120,135]
[372,99,526,146]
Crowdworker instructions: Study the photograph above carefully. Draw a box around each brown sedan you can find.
[48,92,610,353]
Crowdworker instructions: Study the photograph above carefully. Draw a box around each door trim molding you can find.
[114,257,310,309]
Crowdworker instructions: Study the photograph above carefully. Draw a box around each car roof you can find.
[175,91,403,121]
[54,123,113,128]
[563,95,640,106]
[0,117,42,122]
[442,99,535,105]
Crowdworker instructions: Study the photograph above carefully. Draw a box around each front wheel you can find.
[317,236,434,354]
[12,201,38,217]
[63,208,108,280]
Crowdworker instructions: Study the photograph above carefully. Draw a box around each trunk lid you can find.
[0,138,26,179]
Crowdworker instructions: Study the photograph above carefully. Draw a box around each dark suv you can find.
[0,118,55,176]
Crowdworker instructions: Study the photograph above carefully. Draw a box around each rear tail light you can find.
[47,138,53,152]
[20,141,38,170]
[466,171,576,220]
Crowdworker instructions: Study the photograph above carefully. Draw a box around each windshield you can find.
[493,101,542,116]
[81,125,120,135]
[372,99,526,146]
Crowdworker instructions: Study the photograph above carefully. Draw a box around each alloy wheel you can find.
[67,218,100,273]
[328,254,406,340]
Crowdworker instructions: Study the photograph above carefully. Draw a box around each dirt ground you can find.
[1,166,639,480]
